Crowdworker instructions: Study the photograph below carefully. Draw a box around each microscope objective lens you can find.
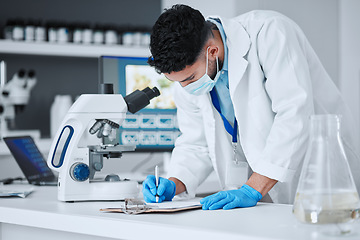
[89,120,104,134]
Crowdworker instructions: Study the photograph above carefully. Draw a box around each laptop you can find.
[4,136,57,186]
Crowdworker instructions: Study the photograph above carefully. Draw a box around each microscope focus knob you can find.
[93,162,103,171]
[70,163,90,182]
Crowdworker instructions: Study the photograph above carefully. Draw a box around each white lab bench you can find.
[1,185,359,240]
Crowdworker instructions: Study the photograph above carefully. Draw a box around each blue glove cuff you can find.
[169,179,176,200]
[241,184,263,202]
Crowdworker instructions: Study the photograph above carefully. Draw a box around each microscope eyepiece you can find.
[28,70,36,78]
[18,69,26,78]
[143,87,160,100]
[124,87,160,114]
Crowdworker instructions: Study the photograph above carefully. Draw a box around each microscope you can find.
[47,84,160,202]
[0,61,39,140]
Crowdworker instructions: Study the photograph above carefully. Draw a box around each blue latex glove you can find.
[200,184,262,210]
[142,175,176,203]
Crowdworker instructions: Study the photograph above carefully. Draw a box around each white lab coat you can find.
[166,10,359,204]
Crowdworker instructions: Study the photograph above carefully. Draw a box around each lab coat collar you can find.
[207,16,250,57]
[207,16,250,96]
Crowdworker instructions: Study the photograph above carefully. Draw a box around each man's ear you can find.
[208,45,219,60]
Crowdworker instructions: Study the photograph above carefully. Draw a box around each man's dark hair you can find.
[148,4,213,74]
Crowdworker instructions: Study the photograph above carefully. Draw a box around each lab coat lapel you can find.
[221,18,250,97]
[199,93,229,189]
[198,94,225,185]
[199,94,216,160]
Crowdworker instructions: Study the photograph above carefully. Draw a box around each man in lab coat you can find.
[142,4,359,209]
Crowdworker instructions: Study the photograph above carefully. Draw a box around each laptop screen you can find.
[4,136,54,182]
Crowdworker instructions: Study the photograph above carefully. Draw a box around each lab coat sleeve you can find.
[255,17,315,182]
[166,85,214,198]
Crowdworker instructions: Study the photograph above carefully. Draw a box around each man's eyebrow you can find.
[165,73,195,83]
[180,74,195,83]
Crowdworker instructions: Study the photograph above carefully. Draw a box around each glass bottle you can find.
[293,115,360,233]
[25,19,35,42]
[4,19,15,40]
[72,23,84,44]
[12,19,25,41]
[35,20,46,42]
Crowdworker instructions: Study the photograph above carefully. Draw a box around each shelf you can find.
[0,40,150,58]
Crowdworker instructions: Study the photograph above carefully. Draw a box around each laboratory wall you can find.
[339,0,360,151]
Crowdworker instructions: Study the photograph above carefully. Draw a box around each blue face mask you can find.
[183,47,220,96]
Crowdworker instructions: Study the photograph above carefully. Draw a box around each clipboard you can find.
[100,198,202,214]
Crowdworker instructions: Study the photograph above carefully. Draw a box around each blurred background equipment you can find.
[50,95,72,138]
[0,61,40,140]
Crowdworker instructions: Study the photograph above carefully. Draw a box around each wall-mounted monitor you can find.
[99,56,180,151]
